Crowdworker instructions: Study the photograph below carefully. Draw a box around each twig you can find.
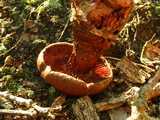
[0,109,37,117]
[134,63,155,72]
[0,21,26,58]
[0,35,23,58]
[57,18,70,42]
[105,56,155,72]
[32,104,56,114]
[148,33,156,42]
[105,56,121,61]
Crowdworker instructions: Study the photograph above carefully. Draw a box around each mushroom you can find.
[37,0,134,95]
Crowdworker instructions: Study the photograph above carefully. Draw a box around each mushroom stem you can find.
[67,0,134,74]
[67,28,113,74]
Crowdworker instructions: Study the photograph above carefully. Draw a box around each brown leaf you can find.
[141,40,160,65]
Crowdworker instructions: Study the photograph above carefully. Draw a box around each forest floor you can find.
[0,0,160,120]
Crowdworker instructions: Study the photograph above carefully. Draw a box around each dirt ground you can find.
[0,0,160,120]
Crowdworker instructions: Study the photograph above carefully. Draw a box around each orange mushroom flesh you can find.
[37,0,134,95]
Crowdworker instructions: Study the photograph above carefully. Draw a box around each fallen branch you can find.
[0,109,37,117]
[0,91,32,108]
[95,69,160,113]
[0,91,64,119]
[95,87,140,112]
[127,69,160,120]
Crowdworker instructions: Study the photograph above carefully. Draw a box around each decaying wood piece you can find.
[116,57,150,84]
[0,91,64,119]
[108,107,128,120]
[95,73,160,113]
[127,69,160,120]
[0,109,37,117]
[95,87,140,112]
[72,96,100,120]
[141,40,160,65]
[0,91,33,108]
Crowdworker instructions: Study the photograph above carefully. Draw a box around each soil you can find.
[0,0,160,120]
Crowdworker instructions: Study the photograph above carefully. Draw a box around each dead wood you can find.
[127,69,160,120]
[95,87,140,112]
[0,91,64,119]
[0,91,32,108]
[72,96,100,120]
[0,109,37,117]
[95,68,160,114]
[116,57,150,84]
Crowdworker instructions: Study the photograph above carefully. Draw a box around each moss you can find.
[0,75,20,93]
[0,98,14,109]
[48,86,56,99]
[16,87,35,99]
[0,67,11,77]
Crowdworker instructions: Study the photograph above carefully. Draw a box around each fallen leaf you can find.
[141,40,160,65]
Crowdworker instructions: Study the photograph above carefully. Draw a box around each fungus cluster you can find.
[37,0,134,95]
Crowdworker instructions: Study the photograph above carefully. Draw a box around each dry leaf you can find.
[141,40,160,65]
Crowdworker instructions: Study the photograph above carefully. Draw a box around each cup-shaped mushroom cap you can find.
[37,43,113,95]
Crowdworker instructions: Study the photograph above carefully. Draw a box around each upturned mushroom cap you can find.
[37,43,113,95]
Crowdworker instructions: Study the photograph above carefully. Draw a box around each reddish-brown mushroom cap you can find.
[37,43,113,95]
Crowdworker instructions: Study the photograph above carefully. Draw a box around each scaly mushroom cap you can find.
[37,43,113,95]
